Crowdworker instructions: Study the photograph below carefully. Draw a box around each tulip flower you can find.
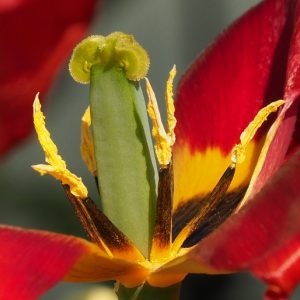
[0,0,96,156]
[1,1,300,300]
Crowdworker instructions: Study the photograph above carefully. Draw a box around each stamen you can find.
[32,164,88,199]
[231,100,285,165]
[32,95,88,199]
[146,67,177,168]
[172,165,235,253]
[147,67,177,260]
[80,106,97,176]
[63,186,113,257]
[64,186,145,261]
[150,163,173,263]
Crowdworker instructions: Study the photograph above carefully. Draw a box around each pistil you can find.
[69,33,158,257]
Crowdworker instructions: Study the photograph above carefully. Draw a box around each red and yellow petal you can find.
[181,148,300,298]
[170,0,300,296]
[0,0,96,156]
[173,0,296,208]
[173,140,261,208]
[0,225,94,299]
[150,149,300,294]
[175,0,290,153]
[65,246,149,288]
[253,233,300,300]
[0,225,150,299]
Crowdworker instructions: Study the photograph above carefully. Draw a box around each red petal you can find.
[172,0,300,297]
[284,0,300,101]
[0,225,93,300]
[253,234,300,300]
[174,0,300,208]
[0,0,33,12]
[187,148,300,298]
[0,0,96,156]
[252,0,300,193]
[175,0,292,154]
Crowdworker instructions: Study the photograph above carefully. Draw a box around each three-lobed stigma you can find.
[69,32,150,84]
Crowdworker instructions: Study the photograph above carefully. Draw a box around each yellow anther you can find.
[32,165,87,198]
[32,95,88,199]
[231,100,285,165]
[146,68,177,168]
[146,78,169,166]
[33,94,66,169]
[81,106,97,176]
[165,65,177,145]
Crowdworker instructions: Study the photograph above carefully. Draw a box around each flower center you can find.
[32,32,285,267]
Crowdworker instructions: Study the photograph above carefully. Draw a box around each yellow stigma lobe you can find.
[69,32,150,84]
